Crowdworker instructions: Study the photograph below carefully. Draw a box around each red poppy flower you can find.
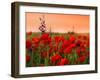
[32,37,40,44]
[76,39,82,46]
[62,40,70,49]
[64,46,72,54]
[78,56,86,63]
[51,56,56,64]
[63,40,70,46]
[54,46,58,52]
[45,37,51,44]
[54,36,63,43]
[26,39,32,49]
[60,36,65,42]
[26,54,30,62]
[59,58,69,65]
[49,47,53,53]
[70,43,76,48]
[55,54,62,61]
[59,48,63,54]
[41,33,51,44]
[76,48,81,57]
[69,36,76,43]
[51,54,62,64]
[41,33,49,40]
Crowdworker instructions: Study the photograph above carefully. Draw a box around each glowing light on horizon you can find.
[26,12,90,33]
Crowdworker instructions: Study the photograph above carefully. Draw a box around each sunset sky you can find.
[26,12,90,33]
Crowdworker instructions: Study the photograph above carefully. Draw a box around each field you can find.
[26,32,90,67]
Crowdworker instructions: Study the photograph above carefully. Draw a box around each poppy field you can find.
[26,32,90,67]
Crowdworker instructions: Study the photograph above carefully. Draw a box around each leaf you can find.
[44,58,49,66]
[66,49,78,64]
[26,61,31,67]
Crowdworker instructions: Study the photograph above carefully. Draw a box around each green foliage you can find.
[44,58,49,66]
[26,32,89,67]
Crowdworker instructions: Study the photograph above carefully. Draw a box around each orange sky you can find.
[26,12,90,33]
